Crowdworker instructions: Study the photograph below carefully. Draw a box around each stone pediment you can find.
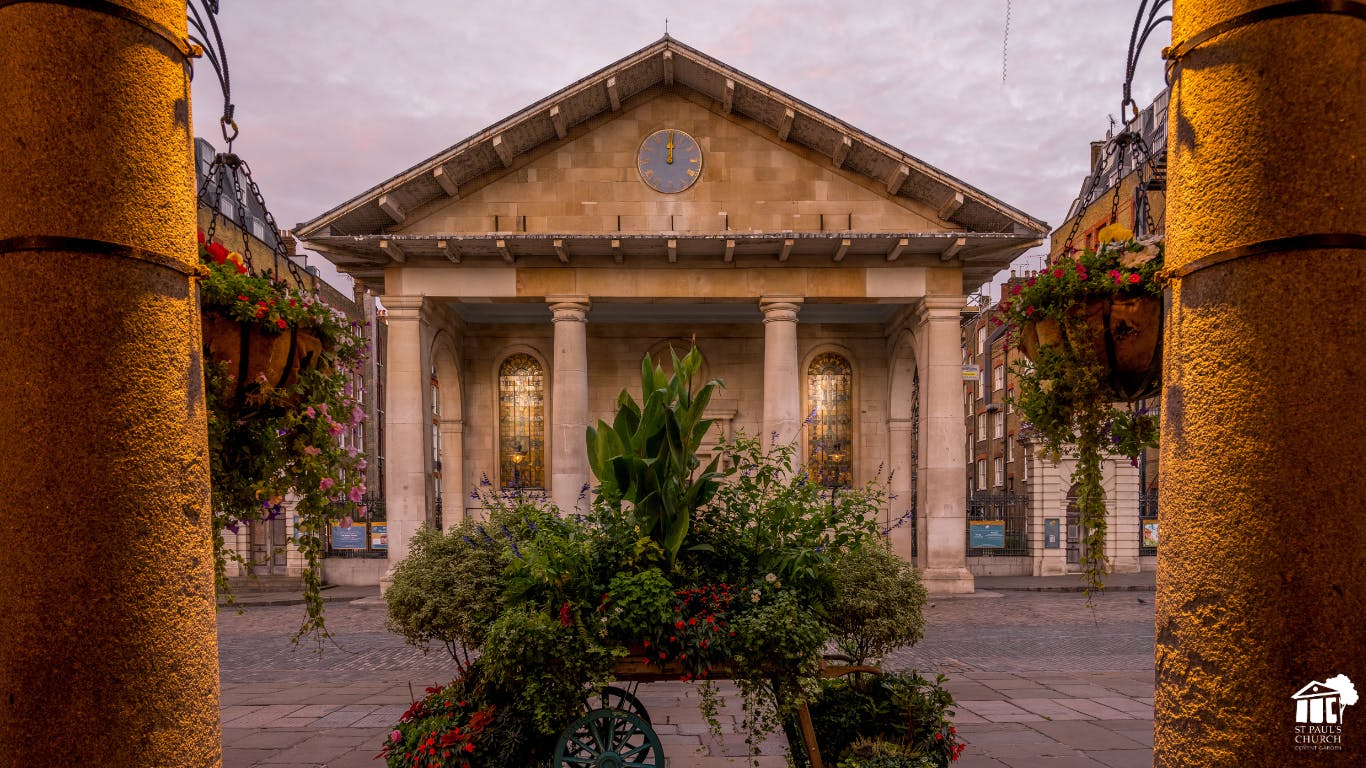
[297,37,1047,292]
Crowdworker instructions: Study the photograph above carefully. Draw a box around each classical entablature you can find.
[297,36,1046,292]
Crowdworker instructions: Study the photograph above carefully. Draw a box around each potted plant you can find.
[199,230,368,639]
[999,224,1162,595]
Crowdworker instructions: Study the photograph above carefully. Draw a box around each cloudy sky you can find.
[189,1,1168,298]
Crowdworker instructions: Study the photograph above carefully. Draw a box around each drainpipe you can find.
[1157,2,1365,765]
[0,1,219,764]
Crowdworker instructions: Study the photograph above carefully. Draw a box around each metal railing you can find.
[966,492,1031,556]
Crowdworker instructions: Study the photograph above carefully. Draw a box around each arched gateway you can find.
[296,37,1047,595]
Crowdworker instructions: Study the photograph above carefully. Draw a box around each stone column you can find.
[760,297,803,446]
[915,298,974,594]
[1156,4,1365,765]
[0,1,219,763]
[440,418,465,524]
[549,297,590,513]
[379,296,429,588]
[886,417,917,558]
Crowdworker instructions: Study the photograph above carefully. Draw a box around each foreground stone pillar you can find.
[0,1,220,764]
[1157,3,1365,765]
[915,298,974,594]
[380,295,429,586]
[760,297,803,446]
[549,297,590,512]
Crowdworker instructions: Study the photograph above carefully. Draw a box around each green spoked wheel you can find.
[593,685,650,724]
[553,708,664,768]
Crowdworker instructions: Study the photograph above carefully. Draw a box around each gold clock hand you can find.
[667,132,675,164]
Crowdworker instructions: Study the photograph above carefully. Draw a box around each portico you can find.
[297,38,1047,594]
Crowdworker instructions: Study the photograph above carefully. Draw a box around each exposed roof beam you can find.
[886,164,910,196]
[378,194,406,224]
[611,238,622,264]
[553,238,569,264]
[939,237,966,261]
[496,238,514,264]
[550,104,567,140]
[606,76,621,111]
[492,135,514,168]
[885,238,909,262]
[721,78,735,112]
[667,238,678,263]
[832,135,852,168]
[938,192,965,221]
[833,238,851,262]
[662,50,674,85]
[777,108,795,142]
[433,166,458,198]
[436,240,460,264]
[724,239,735,263]
[379,239,406,263]
[778,238,794,262]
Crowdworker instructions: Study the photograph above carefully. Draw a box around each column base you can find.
[920,566,976,595]
[379,567,397,596]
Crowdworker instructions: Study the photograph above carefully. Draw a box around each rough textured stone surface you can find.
[1158,2,1366,765]
[0,1,220,765]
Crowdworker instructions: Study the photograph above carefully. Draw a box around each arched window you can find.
[498,354,545,489]
[807,352,853,488]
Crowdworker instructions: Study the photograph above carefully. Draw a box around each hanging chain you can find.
[1001,0,1012,83]
[187,0,312,294]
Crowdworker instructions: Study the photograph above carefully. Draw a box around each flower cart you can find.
[382,349,960,768]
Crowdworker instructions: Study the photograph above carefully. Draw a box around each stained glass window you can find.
[807,352,853,488]
[498,354,544,489]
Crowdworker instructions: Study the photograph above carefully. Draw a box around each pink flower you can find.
[328,420,344,436]
[320,477,335,491]
[316,402,329,416]
[391,730,401,742]
[351,404,366,424]
[303,406,316,418]
[303,446,321,456]
[357,458,368,471]
[349,486,365,503]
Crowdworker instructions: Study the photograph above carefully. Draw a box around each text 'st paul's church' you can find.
[297,37,1047,594]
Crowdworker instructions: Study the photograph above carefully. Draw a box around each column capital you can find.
[760,296,803,323]
[547,295,590,323]
[380,295,425,319]
[915,296,966,324]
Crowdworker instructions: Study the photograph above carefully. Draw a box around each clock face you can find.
[637,129,702,193]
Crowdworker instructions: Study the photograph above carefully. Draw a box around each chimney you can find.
[278,228,298,257]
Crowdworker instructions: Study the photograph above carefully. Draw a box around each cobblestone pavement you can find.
[219,588,1155,767]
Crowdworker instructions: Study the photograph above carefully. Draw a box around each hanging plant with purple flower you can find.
[200,230,368,641]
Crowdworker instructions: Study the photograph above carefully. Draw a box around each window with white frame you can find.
[1006,435,1013,462]
[976,413,986,440]
[977,326,987,355]
[994,457,1004,487]
[994,412,1004,439]
[993,363,1004,391]
[976,459,986,490]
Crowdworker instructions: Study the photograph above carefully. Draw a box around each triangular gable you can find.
[296,36,1046,241]
[1293,682,1338,699]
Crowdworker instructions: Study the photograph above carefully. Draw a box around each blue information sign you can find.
[370,523,388,550]
[969,520,1006,548]
[330,523,367,549]
[1044,518,1061,549]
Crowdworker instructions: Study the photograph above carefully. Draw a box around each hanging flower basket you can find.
[1018,292,1162,402]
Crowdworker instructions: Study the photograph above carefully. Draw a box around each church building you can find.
[296,38,1047,594]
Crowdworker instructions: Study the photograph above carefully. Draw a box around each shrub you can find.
[808,672,965,767]
[826,543,928,664]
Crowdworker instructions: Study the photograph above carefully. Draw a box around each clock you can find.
[637,129,702,193]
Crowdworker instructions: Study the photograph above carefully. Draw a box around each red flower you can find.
[1027,277,1036,286]
[207,241,228,261]
[197,230,206,244]
[558,601,572,627]
[236,294,248,302]
[276,318,287,330]
[235,262,248,274]
[1128,273,1141,284]
[1010,285,1021,296]
[1052,268,1065,279]
[1026,306,1035,317]
[463,743,475,753]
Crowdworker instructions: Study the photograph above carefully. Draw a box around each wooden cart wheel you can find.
[553,708,664,768]
[593,685,650,724]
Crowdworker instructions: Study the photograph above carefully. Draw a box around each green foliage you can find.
[808,672,965,768]
[999,230,1163,600]
[602,568,675,642]
[480,605,615,737]
[826,543,928,665]
[686,435,882,592]
[383,499,550,668]
[732,588,826,676]
[586,348,724,568]
[835,737,939,768]
[200,232,368,643]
